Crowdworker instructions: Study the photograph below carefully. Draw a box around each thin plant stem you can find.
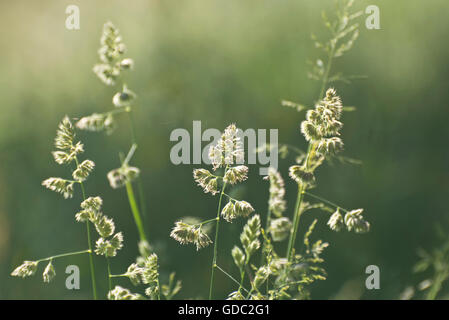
[260,203,272,266]
[209,169,228,300]
[239,269,246,293]
[109,274,127,278]
[125,181,147,242]
[319,42,336,100]
[125,93,148,222]
[215,264,249,294]
[75,157,98,300]
[304,191,349,212]
[106,257,112,292]
[156,278,161,300]
[85,222,97,299]
[199,217,219,226]
[286,183,305,261]
[36,249,90,262]
[121,106,148,240]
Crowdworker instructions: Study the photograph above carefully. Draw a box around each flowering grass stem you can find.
[209,174,228,300]
[106,257,112,292]
[75,157,98,300]
[286,26,338,262]
[123,104,148,239]
[286,184,305,261]
[125,181,147,242]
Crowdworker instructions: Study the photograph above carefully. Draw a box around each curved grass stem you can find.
[215,264,249,294]
[36,249,90,262]
[303,191,349,212]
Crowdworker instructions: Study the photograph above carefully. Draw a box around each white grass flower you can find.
[268,258,288,275]
[75,210,90,223]
[112,85,136,107]
[221,201,236,222]
[223,165,248,185]
[72,160,95,182]
[300,88,344,146]
[125,263,143,286]
[311,240,329,258]
[227,291,245,300]
[240,215,261,258]
[141,254,159,285]
[108,286,143,300]
[266,168,286,217]
[193,169,218,195]
[253,266,270,290]
[42,177,75,199]
[327,208,344,232]
[269,217,292,242]
[344,208,370,233]
[99,22,126,62]
[93,63,119,86]
[76,113,116,134]
[93,22,133,86]
[120,58,134,70]
[11,261,39,278]
[170,221,212,250]
[52,151,74,165]
[52,117,84,165]
[234,200,254,218]
[289,165,315,185]
[95,232,123,257]
[231,246,245,270]
[221,200,254,222]
[94,215,115,238]
[107,165,140,189]
[95,238,110,256]
[209,124,244,170]
[54,116,75,151]
[81,196,103,212]
[110,232,124,252]
[316,137,344,156]
[42,261,56,283]
[301,120,320,142]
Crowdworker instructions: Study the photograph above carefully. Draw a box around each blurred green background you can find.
[1,0,448,299]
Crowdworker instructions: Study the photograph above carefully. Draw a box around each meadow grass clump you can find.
[170,0,370,300]
[11,21,181,301]
[12,1,370,301]
[12,116,125,299]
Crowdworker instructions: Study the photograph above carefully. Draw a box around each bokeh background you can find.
[0,0,448,299]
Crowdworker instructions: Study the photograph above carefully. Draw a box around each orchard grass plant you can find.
[11,21,180,301]
[12,0,372,300]
[170,0,370,300]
